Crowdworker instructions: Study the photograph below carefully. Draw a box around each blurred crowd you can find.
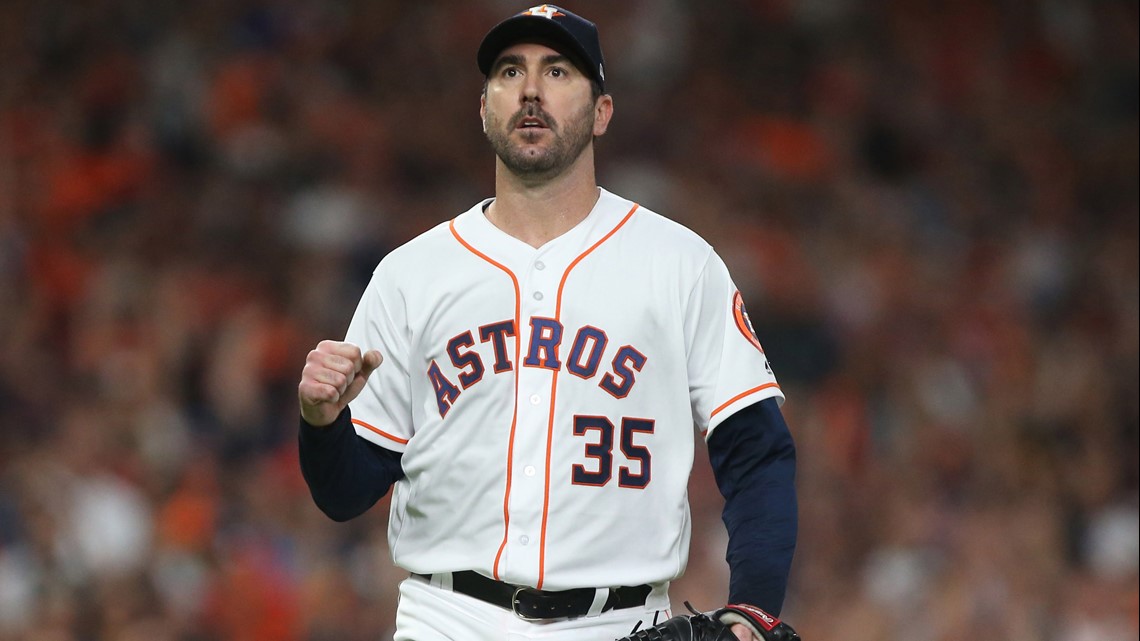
[0,1,1136,640]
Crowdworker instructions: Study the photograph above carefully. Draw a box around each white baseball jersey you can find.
[345,187,782,591]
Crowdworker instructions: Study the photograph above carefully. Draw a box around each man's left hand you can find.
[731,623,759,640]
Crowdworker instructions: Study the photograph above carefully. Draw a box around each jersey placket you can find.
[500,250,561,586]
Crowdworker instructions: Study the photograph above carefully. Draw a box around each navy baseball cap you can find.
[477,5,606,92]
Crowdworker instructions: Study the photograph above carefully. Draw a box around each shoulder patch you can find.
[732,290,765,354]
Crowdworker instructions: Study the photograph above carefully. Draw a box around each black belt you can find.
[413,571,652,620]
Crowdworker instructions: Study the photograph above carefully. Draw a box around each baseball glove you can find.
[616,602,800,641]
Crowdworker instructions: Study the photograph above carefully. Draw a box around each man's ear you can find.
[593,94,614,137]
[480,95,487,132]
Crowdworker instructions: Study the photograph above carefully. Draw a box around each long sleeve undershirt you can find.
[298,408,404,522]
[706,397,798,615]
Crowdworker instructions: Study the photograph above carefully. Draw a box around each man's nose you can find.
[520,74,541,103]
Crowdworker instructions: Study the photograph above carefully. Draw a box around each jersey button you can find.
[524,465,536,477]
[529,394,541,405]
[519,535,530,545]
[533,291,544,301]
[534,261,545,270]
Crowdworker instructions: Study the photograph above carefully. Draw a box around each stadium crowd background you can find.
[0,1,1136,640]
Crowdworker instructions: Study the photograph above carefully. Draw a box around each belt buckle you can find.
[511,586,543,621]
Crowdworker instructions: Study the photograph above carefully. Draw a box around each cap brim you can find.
[477,16,595,81]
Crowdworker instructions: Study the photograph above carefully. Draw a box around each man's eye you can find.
[503,68,520,77]
[550,68,565,77]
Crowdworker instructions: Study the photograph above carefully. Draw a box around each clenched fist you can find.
[298,340,383,427]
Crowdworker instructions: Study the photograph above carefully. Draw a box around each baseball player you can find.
[297,6,799,641]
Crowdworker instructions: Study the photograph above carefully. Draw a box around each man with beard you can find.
[296,6,799,641]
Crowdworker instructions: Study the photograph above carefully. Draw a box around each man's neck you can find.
[486,152,600,248]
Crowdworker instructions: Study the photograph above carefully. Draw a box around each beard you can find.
[485,101,595,180]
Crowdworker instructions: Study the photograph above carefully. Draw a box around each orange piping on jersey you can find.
[709,382,782,420]
[449,219,522,581]
[351,419,410,445]
[536,202,640,589]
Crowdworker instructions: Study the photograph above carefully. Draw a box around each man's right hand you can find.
[298,340,383,427]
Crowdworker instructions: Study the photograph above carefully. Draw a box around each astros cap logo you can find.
[522,5,565,19]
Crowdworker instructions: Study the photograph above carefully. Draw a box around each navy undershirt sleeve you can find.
[706,397,798,614]
[298,407,405,522]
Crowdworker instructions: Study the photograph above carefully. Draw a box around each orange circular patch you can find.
[733,290,764,353]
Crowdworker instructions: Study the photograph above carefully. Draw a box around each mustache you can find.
[507,104,556,130]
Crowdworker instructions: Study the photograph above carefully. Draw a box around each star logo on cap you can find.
[522,4,565,19]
